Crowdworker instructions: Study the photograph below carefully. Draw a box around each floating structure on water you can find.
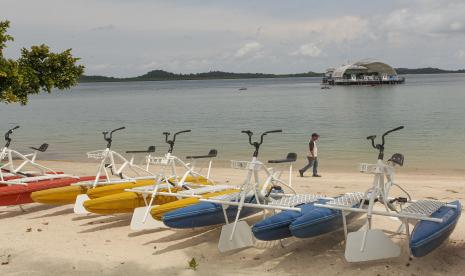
[323,59,405,85]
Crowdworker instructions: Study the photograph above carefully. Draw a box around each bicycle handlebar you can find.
[163,130,192,153]
[241,130,253,145]
[263,130,282,134]
[4,125,20,147]
[173,130,191,142]
[102,126,125,148]
[260,129,282,144]
[366,126,404,159]
[241,129,282,157]
[111,126,125,134]
[381,126,404,146]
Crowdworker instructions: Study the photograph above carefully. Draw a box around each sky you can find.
[2,0,465,77]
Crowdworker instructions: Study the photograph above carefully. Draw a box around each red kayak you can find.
[0,175,23,182]
[0,172,65,186]
[0,175,98,206]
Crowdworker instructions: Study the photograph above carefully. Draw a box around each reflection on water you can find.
[1,74,464,171]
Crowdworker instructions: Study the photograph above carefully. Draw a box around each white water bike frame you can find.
[315,160,457,231]
[201,156,298,241]
[125,151,216,224]
[314,154,458,262]
[84,147,157,188]
[0,145,68,184]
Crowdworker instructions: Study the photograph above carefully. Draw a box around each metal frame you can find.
[0,143,73,185]
[126,151,218,230]
[200,155,305,252]
[314,150,458,262]
[79,147,157,188]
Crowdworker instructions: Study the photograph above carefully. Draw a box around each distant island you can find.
[79,68,465,83]
[79,70,323,83]
[394,67,465,75]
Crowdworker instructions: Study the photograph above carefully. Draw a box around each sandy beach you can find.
[1,161,464,276]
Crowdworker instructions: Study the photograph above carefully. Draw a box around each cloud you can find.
[456,50,465,59]
[381,2,465,37]
[291,43,322,57]
[4,0,465,75]
[449,21,464,32]
[235,42,263,58]
[89,24,116,32]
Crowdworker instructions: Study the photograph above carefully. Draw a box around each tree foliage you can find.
[0,20,84,104]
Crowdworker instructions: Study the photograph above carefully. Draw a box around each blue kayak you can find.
[289,201,363,239]
[253,198,364,241]
[410,200,461,257]
[162,196,259,229]
[252,199,328,241]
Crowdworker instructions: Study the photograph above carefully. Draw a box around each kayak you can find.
[0,175,23,183]
[83,187,183,214]
[86,175,211,199]
[83,186,237,215]
[410,200,461,257]
[252,200,325,241]
[289,200,363,239]
[252,193,365,241]
[31,175,211,205]
[1,171,64,185]
[0,176,97,206]
[162,194,259,229]
[30,178,154,205]
[151,189,238,220]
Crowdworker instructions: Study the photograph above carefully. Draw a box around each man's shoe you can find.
[312,174,321,177]
[299,170,304,177]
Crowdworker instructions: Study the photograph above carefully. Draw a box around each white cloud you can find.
[456,50,465,59]
[450,21,464,32]
[382,2,465,36]
[291,43,322,57]
[3,0,465,74]
[235,42,263,58]
[89,24,116,32]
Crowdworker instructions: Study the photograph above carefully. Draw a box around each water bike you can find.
[83,130,220,230]
[312,126,461,262]
[0,126,96,207]
[31,127,157,212]
[161,130,317,252]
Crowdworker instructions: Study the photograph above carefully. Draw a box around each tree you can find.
[0,20,84,105]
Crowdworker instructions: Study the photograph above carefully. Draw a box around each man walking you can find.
[299,133,321,177]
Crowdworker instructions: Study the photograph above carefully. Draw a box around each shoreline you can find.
[1,161,464,275]
[42,159,465,177]
[78,71,465,84]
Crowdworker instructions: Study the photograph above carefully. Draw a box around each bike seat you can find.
[268,152,297,163]
[126,146,156,154]
[186,149,218,159]
[30,143,49,152]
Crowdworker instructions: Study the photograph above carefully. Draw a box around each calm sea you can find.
[1,74,464,172]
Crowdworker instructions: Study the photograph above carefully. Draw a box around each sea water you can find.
[1,74,464,171]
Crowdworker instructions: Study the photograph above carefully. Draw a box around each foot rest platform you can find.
[177,185,236,196]
[400,200,447,217]
[72,176,156,186]
[326,192,366,207]
[268,194,323,207]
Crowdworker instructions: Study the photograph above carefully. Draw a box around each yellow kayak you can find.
[83,187,183,214]
[86,175,211,199]
[31,175,212,205]
[31,178,155,205]
[30,185,87,205]
[84,187,238,215]
[150,189,238,220]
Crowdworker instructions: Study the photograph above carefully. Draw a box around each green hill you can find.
[395,67,465,75]
[79,70,323,83]
[79,67,465,83]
